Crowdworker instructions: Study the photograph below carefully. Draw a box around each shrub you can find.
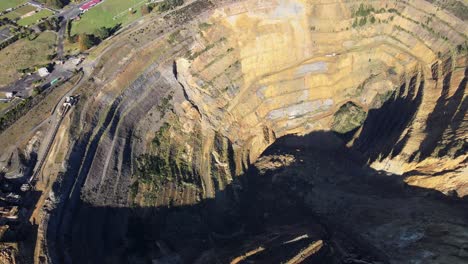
[359,17,367,27]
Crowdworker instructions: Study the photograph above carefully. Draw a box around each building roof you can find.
[38,67,50,77]
[80,0,101,11]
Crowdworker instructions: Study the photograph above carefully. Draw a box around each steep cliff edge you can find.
[36,0,467,263]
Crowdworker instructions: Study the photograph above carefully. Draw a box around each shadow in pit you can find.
[50,132,468,264]
[352,74,424,163]
[416,67,467,160]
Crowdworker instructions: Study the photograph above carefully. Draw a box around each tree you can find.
[141,5,150,15]
[94,27,110,40]
[66,20,72,38]
[37,18,60,32]
[78,34,94,51]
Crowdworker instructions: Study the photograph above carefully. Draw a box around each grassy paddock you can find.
[2,4,36,20]
[0,31,56,85]
[18,9,53,26]
[71,0,147,35]
[0,0,28,12]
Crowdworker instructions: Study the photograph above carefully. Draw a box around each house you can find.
[80,0,102,12]
[38,67,50,77]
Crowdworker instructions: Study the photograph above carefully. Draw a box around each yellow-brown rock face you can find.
[172,0,467,198]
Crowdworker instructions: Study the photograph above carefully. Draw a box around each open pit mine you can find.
[0,0,467,263]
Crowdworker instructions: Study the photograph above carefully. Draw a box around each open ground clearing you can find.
[0,31,56,85]
[71,0,147,35]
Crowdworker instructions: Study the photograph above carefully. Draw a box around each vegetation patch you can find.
[132,115,202,205]
[156,92,174,115]
[351,4,392,28]
[198,22,212,30]
[352,3,375,17]
[157,0,184,12]
[167,30,181,44]
[332,102,367,134]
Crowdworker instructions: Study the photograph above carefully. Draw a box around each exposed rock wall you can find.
[165,0,467,200]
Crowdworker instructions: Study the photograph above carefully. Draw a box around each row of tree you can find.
[37,16,61,32]
[157,0,184,12]
[36,0,70,8]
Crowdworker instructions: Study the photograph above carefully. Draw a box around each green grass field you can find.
[18,9,53,26]
[71,0,147,35]
[0,0,27,12]
[0,31,56,85]
[2,4,36,20]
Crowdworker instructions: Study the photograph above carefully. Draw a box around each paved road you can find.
[0,74,39,95]
[29,60,93,183]
[0,51,76,96]
[56,19,67,59]
[55,2,88,59]
[29,107,68,184]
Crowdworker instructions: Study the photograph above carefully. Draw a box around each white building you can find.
[38,67,50,77]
